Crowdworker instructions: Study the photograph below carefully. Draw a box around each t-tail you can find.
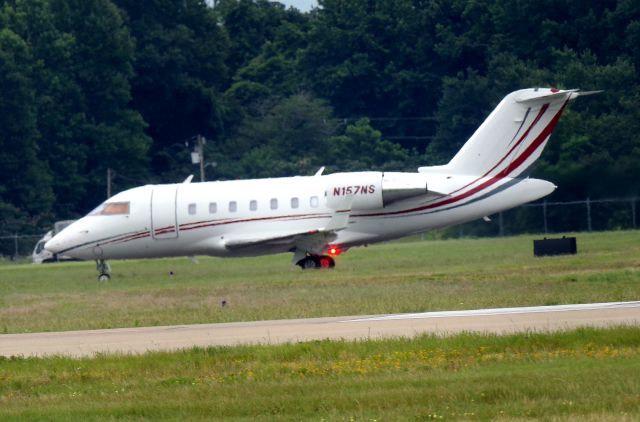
[420,88,594,179]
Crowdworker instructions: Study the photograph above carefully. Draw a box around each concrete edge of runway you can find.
[2,301,640,358]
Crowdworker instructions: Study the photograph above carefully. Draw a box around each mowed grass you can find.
[1,230,640,333]
[1,327,640,420]
[1,232,640,420]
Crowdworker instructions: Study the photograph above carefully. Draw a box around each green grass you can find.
[1,327,639,420]
[1,231,639,420]
[1,230,640,333]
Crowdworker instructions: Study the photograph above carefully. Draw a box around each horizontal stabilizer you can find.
[574,90,603,97]
[515,89,578,104]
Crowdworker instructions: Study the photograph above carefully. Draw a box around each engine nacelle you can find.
[325,172,383,210]
[381,172,430,205]
[325,171,432,211]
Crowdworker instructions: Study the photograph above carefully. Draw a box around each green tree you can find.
[329,118,412,171]
[218,93,337,178]
[115,0,228,180]
[302,0,441,151]
[425,70,493,165]
[537,49,640,199]
[47,0,151,208]
[0,25,53,231]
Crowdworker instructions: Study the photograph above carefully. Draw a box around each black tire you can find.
[297,256,320,269]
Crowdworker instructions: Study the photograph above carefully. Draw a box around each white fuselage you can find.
[45,171,554,261]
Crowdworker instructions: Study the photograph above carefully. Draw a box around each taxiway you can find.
[1,301,639,358]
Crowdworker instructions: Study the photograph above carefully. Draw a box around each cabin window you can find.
[310,196,319,208]
[250,200,258,211]
[291,197,299,209]
[188,203,196,215]
[270,198,278,210]
[89,201,130,216]
[209,202,217,214]
[229,201,237,212]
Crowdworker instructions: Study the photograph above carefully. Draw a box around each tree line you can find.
[1,0,639,234]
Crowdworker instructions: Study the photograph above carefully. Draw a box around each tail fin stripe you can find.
[445,103,549,199]
[507,107,531,148]
[501,100,569,178]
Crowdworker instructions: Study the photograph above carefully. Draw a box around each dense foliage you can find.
[0,0,639,233]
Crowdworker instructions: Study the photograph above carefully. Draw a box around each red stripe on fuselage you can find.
[179,213,332,232]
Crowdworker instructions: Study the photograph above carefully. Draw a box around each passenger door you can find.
[150,185,179,239]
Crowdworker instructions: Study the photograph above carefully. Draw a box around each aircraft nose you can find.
[44,235,64,254]
[45,228,86,254]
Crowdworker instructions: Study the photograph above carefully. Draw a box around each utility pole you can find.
[107,168,112,198]
[198,134,205,182]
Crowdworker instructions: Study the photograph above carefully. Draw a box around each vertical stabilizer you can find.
[423,88,578,178]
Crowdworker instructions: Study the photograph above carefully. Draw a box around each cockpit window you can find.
[89,201,130,216]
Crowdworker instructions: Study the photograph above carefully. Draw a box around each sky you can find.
[207,0,318,12]
[278,0,317,12]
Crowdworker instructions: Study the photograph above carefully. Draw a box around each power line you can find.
[386,135,434,140]
[333,116,437,123]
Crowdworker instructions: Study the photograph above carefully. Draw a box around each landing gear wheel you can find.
[298,256,320,269]
[96,259,111,282]
[297,255,335,270]
[318,255,335,268]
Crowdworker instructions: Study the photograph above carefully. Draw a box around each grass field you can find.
[1,231,640,420]
[1,327,639,420]
[1,230,640,334]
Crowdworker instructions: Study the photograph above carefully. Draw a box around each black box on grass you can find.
[533,237,577,257]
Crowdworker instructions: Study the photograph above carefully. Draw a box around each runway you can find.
[2,301,640,358]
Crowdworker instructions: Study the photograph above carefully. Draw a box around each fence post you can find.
[498,212,504,236]
[632,198,637,229]
[13,233,18,260]
[543,200,548,234]
[586,197,592,232]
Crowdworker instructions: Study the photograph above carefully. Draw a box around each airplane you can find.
[45,88,594,280]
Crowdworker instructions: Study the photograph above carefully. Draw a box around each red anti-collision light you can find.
[328,246,342,256]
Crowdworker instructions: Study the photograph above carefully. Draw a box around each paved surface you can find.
[1,301,639,358]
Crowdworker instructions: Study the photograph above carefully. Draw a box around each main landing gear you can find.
[296,255,335,269]
[96,259,111,281]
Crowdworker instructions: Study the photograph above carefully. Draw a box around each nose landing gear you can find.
[96,259,111,281]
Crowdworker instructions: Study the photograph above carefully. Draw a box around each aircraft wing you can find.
[222,228,339,259]
[224,230,318,249]
[223,209,349,251]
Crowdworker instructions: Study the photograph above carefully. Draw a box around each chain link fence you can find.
[1,197,637,260]
[450,197,638,238]
[0,234,42,261]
